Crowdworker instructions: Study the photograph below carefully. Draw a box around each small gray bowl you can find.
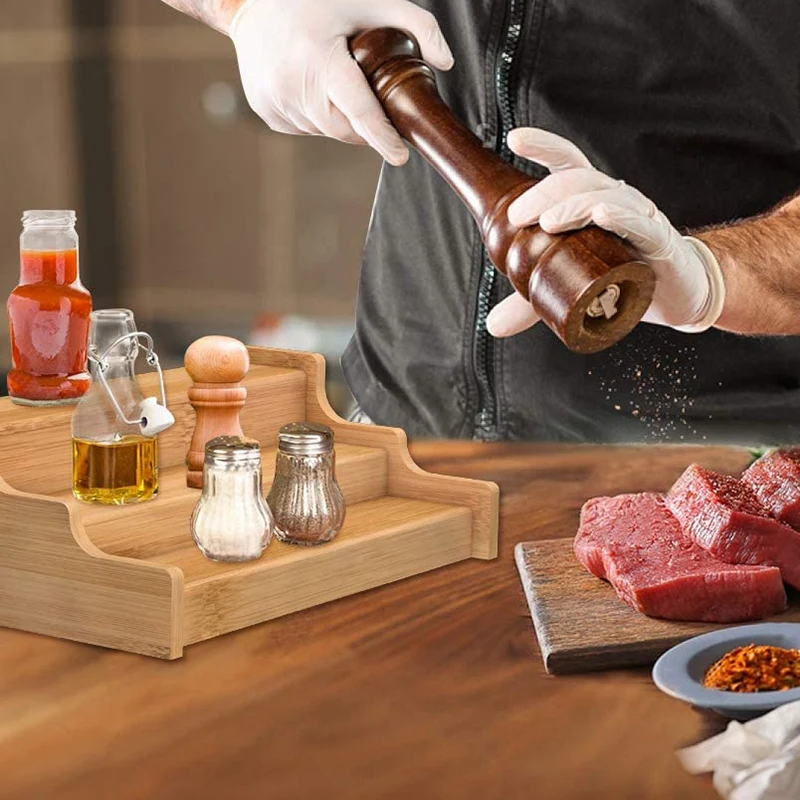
[652,623,800,720]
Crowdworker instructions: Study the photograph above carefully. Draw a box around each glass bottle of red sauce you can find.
[7,210,92,405]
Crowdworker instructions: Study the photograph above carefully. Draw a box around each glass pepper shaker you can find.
[267,422,346,545]
[191,436,274,562]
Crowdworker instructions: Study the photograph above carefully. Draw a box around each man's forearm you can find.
[698,194,800,335]
[159,0,244,33]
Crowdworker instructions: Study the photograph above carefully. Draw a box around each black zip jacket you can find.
[341,0,800,445]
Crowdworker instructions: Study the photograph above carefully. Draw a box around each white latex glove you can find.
[229,0,454,166]
[485,127,725,338]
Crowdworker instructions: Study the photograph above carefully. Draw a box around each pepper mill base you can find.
[186,469,203,490]
[526,233,656,354]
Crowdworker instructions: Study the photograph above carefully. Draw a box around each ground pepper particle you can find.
[703,644,800,692]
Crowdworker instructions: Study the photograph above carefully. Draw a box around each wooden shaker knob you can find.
[185,336,250,489]
[185,335,250,385]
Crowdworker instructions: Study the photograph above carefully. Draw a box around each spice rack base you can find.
[0,347,499,659]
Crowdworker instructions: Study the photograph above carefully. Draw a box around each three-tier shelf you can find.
[0,347,499,658]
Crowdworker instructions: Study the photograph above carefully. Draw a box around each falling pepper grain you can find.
[703,644,800,692]
[588,341,701,440]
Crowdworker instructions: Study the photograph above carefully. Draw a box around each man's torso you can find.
[342,0,800,444]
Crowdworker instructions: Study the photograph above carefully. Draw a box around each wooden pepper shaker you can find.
[349,28,656,354]
[185,335,250,489]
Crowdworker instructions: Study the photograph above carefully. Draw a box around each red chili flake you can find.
[703,644,800,692]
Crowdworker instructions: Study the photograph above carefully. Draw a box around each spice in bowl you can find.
[703,644,800,692]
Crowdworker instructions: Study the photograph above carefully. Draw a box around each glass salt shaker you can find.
[267,422,346,545]
[191,436,274,562]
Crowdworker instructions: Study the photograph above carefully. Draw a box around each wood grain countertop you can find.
[0,441,751,800]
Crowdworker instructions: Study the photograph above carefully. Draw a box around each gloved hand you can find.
[485,128,725,338]
[229,0,454,166]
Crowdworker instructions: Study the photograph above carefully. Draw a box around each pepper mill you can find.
[350,28,656,354]
[185,335,250,489]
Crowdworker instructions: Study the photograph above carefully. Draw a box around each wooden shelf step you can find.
[80,492,473,647]
[0,363,308,496]
[72,441,387,533]
[179,495,473,644]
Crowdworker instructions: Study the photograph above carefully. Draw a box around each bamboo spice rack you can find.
[0,347,499,659]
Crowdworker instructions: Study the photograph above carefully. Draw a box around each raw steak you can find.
[743,449,800,528]
[666,464,800,589]
[574,493,786,622]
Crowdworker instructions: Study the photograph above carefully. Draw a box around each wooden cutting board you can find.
[515,538,800,675]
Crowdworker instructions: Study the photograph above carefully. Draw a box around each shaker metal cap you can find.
[204,435,262,463]
[277,422,334,456]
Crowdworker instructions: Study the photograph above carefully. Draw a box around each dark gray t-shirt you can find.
[342,0,800,445]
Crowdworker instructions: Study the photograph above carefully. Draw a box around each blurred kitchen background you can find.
[0,0,382,413]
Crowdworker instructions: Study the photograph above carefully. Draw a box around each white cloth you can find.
[229,0,454,165]
[485,127,726,337]
[678,700,800,799]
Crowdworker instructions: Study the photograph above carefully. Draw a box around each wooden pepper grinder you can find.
[350,29,656,355]
[185,335,250,488]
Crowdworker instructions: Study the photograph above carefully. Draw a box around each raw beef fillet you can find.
[743,449,800,529]
[574,493,786,622]
[666,464,800,589]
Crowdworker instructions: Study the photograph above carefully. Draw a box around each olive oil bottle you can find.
[72,435,158,505]
[71,309,170,505]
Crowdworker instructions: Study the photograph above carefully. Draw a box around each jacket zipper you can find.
[472,0,527,440]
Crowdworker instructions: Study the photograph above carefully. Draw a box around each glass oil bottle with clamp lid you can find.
[71,309,175,504]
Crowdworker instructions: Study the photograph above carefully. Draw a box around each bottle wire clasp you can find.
[87,331,175,435]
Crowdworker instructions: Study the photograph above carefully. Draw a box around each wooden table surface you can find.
[0,441,751,800]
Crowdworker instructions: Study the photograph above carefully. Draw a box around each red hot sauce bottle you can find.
[7,210,92,405]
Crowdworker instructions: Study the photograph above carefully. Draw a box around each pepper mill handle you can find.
[185,335,250,489]
[350,28,656,354]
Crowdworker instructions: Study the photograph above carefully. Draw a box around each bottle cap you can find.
[205,435,262,465]
[277,422,334,457]
[22,210,76,227]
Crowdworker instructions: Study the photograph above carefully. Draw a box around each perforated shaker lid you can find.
[277,422,334,456]
[204,435,261,464]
